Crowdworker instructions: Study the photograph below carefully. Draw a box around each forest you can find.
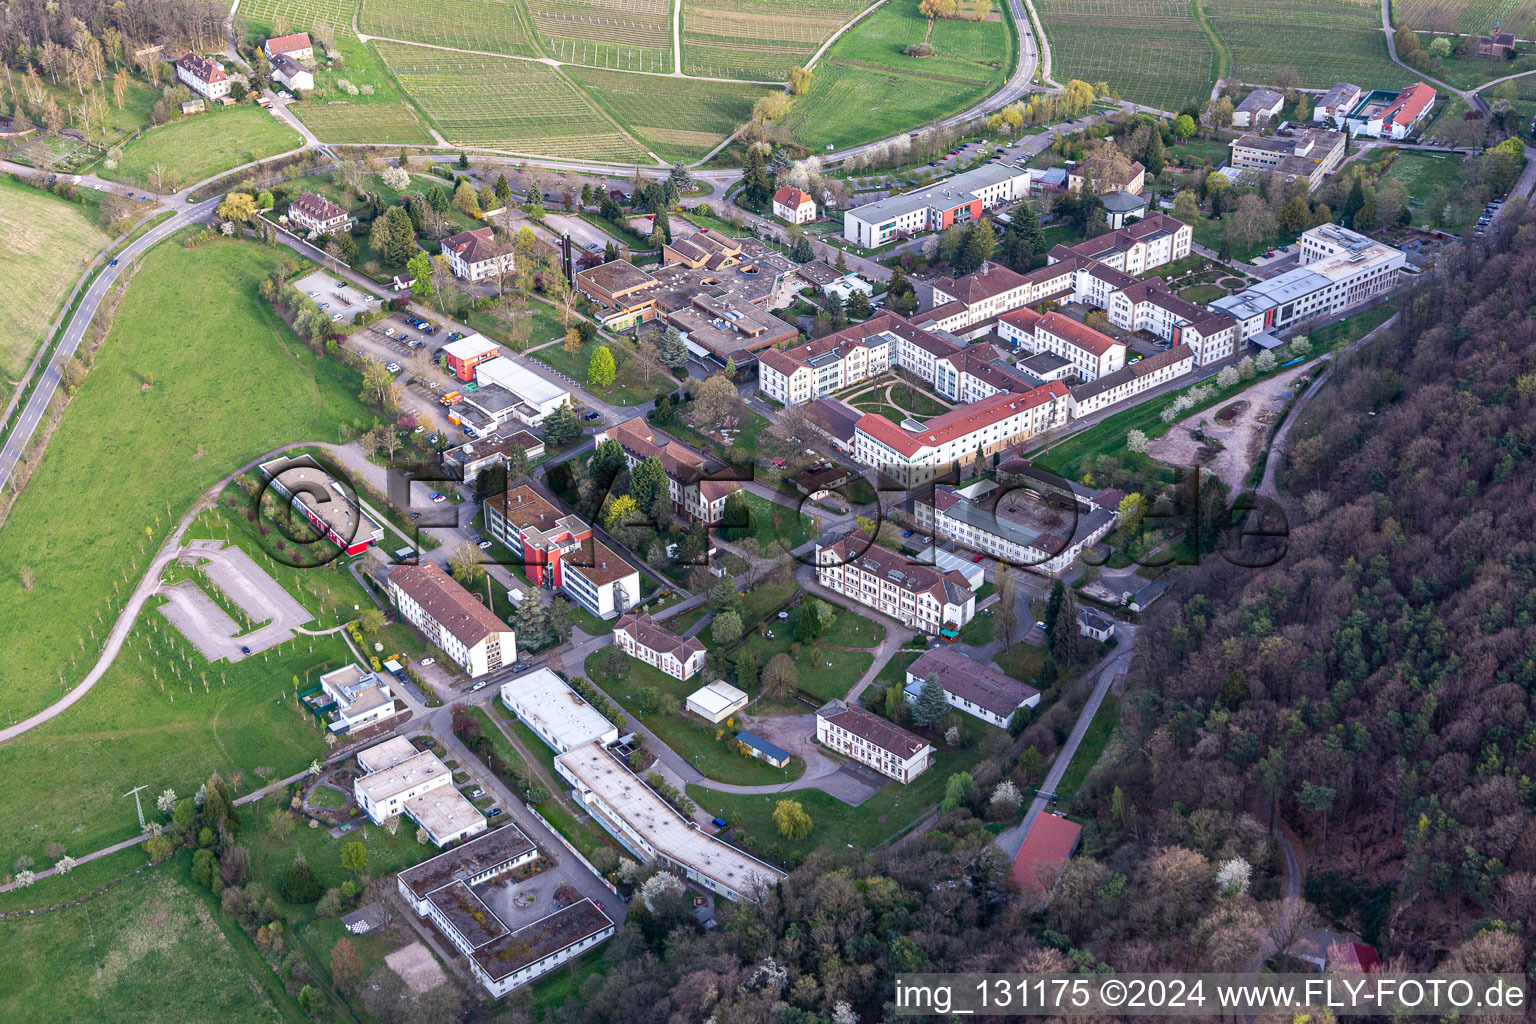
[0,0,229,64]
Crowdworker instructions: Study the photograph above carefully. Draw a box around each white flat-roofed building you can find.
[356,735,419,773]
[397,824,538,915]
[555,741,785,902]
[354,747,451,824]
[499,668,619,754]
[404,787,488,846]
[904,646,1041,728]
[473,357,571,427]
[686,680,749,723]
[612,612,706,681]
[815,699,932,782]
[318,663,396,733]
[843,162,1030,246]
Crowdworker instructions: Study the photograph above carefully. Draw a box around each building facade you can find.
[442,227,516,282]
[814,536,975,634]
[842,163,1030,246]
[613,613,707,681]
[913,478,1119,577]
[174,52,229,100]
[772,185,818,224]
[288,192,349,234]
[905,646,1040,728]
[815,699,932,782]
[596,418,743,524]
[388,562,517,677]
[1068,344,1196,418]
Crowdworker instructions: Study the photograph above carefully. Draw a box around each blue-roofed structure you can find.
[735,730,792,768]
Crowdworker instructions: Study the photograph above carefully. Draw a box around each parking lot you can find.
[295,270,380,324]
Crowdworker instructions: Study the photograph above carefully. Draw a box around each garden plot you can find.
[359,0,538,55]
[681,0,870,79]
[1036,0,1213,112]
[529,0,673,71]
[1206,0,1402,88]
[374,41,648,160]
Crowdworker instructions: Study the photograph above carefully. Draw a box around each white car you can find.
[477,540,492,549]
[413,425,425,434]
[307,290,319,297]
[331,313,344,322]
[421,658,435,666]
[386,362,401,373]
[383,327,395,336]
[1035,620,1047,630]
[472,681,487,691]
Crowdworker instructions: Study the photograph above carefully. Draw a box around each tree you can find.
[359,607,387,634]
[1118,492,1147,536]
[794,598,836,642]
[1144,129,1165,176]
[629,455,667,511]
[406,251,434,300]
[547,596,573,644]
[693,373,738,424]
[773,799,813,840]
[1049,586,1082,664]
[941,771,974,812]
[788,66,813,95]
[790,235,815,262]
[1205,96,1234,129]
[191,848,218,890]
[512,595,551,649]
[1174,113,1197,139]
[339,841,367,878]
[448,542,485,587]
[331,938,365,993]
[284,853,322,904]
[1277,195,1312,235]
[761,653,798,696]
[543,403,581,445]
[451,179,480,216]
[59,356,88,395]
[912,675,948,726]
[382,165,410,190]
[1044,579,1065,635]
[712,610,743,646]
[1173,190,1202,226]
[588,346,617,389]
[659,328,688,372]
[590,437,628,491]
[604,494,640,531]
[737,649,759,691]
[219,192,257,223]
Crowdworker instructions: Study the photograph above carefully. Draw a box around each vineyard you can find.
[681,0,870,80]
[293,100,435,144]
[358,0,538,56]
[1036,0,1213,112]
[1392,0,1536,36]
[570,67,775,160]
[235,0,355,33]
[373,41,649,160]
[1206,0,1402,88]
[529,0,673,71]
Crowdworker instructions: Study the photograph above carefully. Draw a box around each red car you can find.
[971,553,984,563]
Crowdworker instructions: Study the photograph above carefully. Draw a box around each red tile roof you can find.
[1380,82,1436,129]
[442,227,506,266]
[999,307,1043,333]
[1011,813,1082,894]
[934,262,1029,306]
[1036,311,1120,356]
[388,562,513,648]
[856,381,1069,456]
[265,32,312,56]
[291,192,348,224]
[773,185,813,209]
[817,698,931,759]
[614,613,704,661]
[176,52,226,84]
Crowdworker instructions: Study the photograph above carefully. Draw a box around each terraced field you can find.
[359,0,538,55]
[529,0,673,71]
[1207,0,1402,88]
[570,67,775,160]
[235,0,355,33]
[374,40,648,159]
[785,0,1012,149]
[1036,0,1213,112]
[1393,0,1536,35]
[293,99,435,143]
[681,0,870,80]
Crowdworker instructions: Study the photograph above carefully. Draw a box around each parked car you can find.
[1035,620,1047,630]
[307,290,320,297]
[409,511,422,521]
[408,339,425,349]
[331,313,344,322]
[472,681,487,691]
[413,425,425,434]
[581,411,601,421]
[428,433,439,444]
[385,362,401,373]
[430,492,447,503]
[470,788,485,798]
[240,645,251,655]
[477,540,492,549]
[421,658,435,666]
[383,327,395,336]
[488,807,502,817]
[971,553,984,563]
[902,530,914,538]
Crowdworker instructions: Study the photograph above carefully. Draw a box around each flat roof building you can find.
[259,455,384,557]
[405,786,488,847]
[354,748,452,825]
[318,663,397,734]
[499,668,619,754]
[555,741,785,902]
[686,680,749,724]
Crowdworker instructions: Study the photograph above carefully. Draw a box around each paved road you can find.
[0,198,219,495]
[994,623,1137,860]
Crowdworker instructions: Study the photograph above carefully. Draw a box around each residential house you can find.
[1101,190,1148,228]
[318,663,396,733]
[595,417,743,524]
[904,646,1040,728]
[387,562,517,678]
[613,612,707,681]
[772,185,817,224]
[814,535,976,635]
[815,699,932,782]
[1067,160,1145,196]
[1107,278,1238,365]
[287,192,349,234]
[441,227,516,282]
[353,737,487,846]
[263,32,314,61]
[1232,88,1284,128]
[270,53,313,92]
[174,52,230,101]
[1478,29,1517,58]
[1079,607,1116,641]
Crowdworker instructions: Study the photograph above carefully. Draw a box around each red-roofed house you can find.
[1327,942,1381,973]
[613,613,706,680]
[288,192,350,234]
[595,417,743,524]
[1363,82,1436,139]
[1011,813,1082,896]
[772,185,817,225]
[263,32,314,61]
[441,227,516,282]
[175,52,229,101]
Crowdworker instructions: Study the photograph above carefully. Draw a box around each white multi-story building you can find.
[904,646,1040,729]
[388,562,517,678]
[1067,343,1196,418]
[1211,225,1403,340]
[1108,279,1238,366]
[997,308,1127,381]
[318,664,396,733]
[1314,82,1362,124]
[556,741,785,901]
[913,478,1119,577]
[353,737,485,846]
[612,613,707,681]
[288,192,349,235]
[814,536,975,634]
[1048,214,1192,277]
[442,227,516,282]
[174,52,229,100]
[757,312,928,406]
[483,486,639,619]
[1228,128,1346,192]
[595,418,743,524]
[772,185,818,224]
[842,163,1030,247]
[396,825,614,997]
[815,699,932,782]
[499,668,619,754]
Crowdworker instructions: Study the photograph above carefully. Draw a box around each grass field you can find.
[374,40,649,160]
[0,237,374,720]
[0,868,296,1024]
[359,0,538,55]
[1207,0,1402,88]
[1056,694,1120,802]
[682,0,870,80]
[99,106,302,191]
[293,99,435,144]
[0,179,113,387]
[530,334,664,405]
[529,0,673,71]
[568,67,775,161]
[1393,0,1536,35]
[785,0,1013,150]
[1370,151,1480,231]
[1036,0,1213,112]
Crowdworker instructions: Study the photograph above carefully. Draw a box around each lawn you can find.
[1369,151,1482,233]
[0,237,374,721]
[783,0,1014,150]
[583,650,809,784]
[1056,694,1120,802]
[688,713,991,862]
[960,610,995,645]
[529,335,666,406]
[99,106,302,191]
[1178,283,1227,303]
[568,67,774,162]
[1036,0,1214,113]
[0,867,300,1024]
[308,782,350,807]
[729,491,819,552]
[0,178,114,387]
[1206,0,1401,89]
[993,641,1049,688]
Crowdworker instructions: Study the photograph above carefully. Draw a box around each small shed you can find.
[735,730,791,768]
[180,99,206,115]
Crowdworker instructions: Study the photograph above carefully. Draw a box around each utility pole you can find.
[124,784,149,829]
